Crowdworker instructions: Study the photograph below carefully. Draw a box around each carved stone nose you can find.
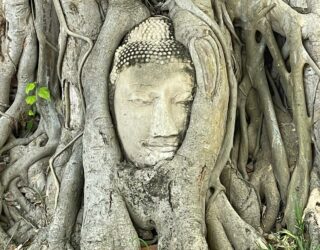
[150,98,179,138]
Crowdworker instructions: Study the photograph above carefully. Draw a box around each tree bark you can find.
[0,0,319,249]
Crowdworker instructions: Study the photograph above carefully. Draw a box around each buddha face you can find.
[114,62,195,167]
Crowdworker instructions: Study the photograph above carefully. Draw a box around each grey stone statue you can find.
[109,17,211,249]
[110,16,195,168]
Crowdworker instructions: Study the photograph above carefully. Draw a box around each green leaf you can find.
[28,110,35,116]
[25,95,37,105]
[25,82,36,94]
[37,87,51,100]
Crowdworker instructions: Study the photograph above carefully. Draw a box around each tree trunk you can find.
[0,0,319,249]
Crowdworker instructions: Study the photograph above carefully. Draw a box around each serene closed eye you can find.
[173,93,193,104]
[128,94,154,105]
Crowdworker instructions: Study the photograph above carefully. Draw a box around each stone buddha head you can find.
[110,17,195,167]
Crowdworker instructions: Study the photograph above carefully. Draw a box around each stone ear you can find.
[189,36,219,100]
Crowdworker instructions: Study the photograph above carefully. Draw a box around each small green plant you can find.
[262,200,320,250]
[282,200,308,249]
[129,237,150,249]
[25,82,51,130]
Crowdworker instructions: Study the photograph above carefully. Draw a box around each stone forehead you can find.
[110,16,193,85]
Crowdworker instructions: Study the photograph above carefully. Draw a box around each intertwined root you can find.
[206,192,267,250]
[1,0,320,248]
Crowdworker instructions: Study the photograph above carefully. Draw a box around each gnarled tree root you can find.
[48,142,83,250]
[220,164,261,230]
[250,161,281,232]
[304,188,320,249]
[206,192,267,250]
[80,1,150,248]
[0,225,14,249]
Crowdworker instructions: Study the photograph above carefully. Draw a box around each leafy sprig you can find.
[25,82,51,130]
[25,82,51,117]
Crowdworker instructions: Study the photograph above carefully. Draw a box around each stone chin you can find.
[131,145,178,167]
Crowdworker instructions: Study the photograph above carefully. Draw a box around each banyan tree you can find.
[0,0,320,249]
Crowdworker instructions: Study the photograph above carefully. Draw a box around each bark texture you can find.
[0,0,319,249]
